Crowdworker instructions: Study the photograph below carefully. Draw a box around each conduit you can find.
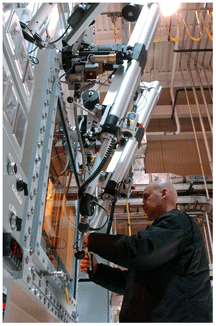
[195,64,213,134]
[147,27,181,137]
[180,67,210,202]
[202,65,213,102]
[186,64,213,174]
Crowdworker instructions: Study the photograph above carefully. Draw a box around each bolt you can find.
[24,233,28,241]
[25,256,29,264]
[28,227,31,234]
[31,207,34,214]
[29,248,34,255]
[27,275,31,283]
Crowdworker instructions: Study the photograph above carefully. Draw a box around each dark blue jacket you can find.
[88,209,212,322]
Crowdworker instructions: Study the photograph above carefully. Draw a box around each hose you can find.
[78,137,116,197]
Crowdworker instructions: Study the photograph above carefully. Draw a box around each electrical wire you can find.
[89,201,109,231]
[48,25,71,44]
[28,45,39,54]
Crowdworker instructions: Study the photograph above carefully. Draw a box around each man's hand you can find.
[80,253,98,275]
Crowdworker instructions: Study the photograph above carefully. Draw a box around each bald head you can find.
[142,180,177,220]
[149,180,178,206]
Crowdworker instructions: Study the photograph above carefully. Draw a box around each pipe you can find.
[173,49,213,52]
[194,64,213,134]
[186,64,213,174]
[108,3,160,121]
[202,65,213,102]
[171,87,213,119]
[180,67,210,202]
[27,3,56,35]
[164,25,181,136]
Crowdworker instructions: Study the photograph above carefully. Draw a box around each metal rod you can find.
[195,65,213,134]
[180,67,210,202]
[187,64,213,174]
[202,65,213,102]
[171,87,213,119]
[109,3,160,120]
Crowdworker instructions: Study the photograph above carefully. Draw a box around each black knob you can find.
[67,96,74,103]
[16,180,28,196]
[75,250,85,259]
[16,217,22,231]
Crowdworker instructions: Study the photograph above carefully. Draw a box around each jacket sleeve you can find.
[90,263,129,295]
[88,213,188,271]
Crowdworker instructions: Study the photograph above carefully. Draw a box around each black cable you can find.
[48,25,71,44]
[78,137,116,198]
[29,56,39,66]
[28,46,38,54]
[106,198,117,234]
[89,202,109,231]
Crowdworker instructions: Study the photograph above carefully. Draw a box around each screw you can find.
[24,234,28,241]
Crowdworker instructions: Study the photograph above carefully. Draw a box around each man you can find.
[80,180,212,322]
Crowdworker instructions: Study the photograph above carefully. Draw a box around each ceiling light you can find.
[160,2,180,17]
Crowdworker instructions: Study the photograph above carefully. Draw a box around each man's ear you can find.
[161,188,168,199]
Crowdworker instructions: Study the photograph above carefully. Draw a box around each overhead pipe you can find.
[202,65,213,102]
[186,64,213,174]
[195,64,213,134]
[180,67,210,202]
[147,27,181,137]
[173,48,213,52]
[171,87,213,119]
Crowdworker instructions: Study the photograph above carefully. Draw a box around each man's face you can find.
[142,185,163,220]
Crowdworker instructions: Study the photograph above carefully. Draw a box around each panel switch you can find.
[16,180,28,196]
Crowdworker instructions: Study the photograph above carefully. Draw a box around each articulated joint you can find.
[79,193,97,216]
[102,114,119,135]
[135,126,145,148]
[102,180,118,199]
[132,43,147,74]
